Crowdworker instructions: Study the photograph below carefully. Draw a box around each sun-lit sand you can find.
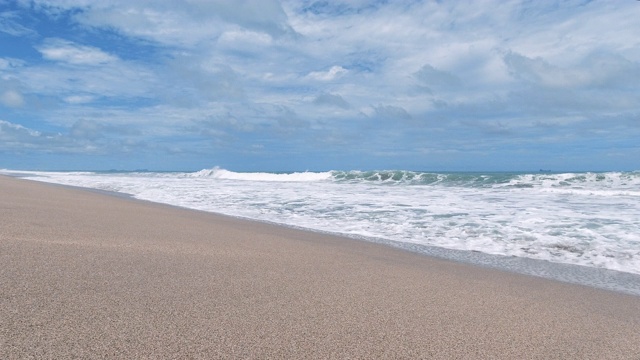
[1,175,639,359]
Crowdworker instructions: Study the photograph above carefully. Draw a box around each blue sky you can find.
[1,0,639,172]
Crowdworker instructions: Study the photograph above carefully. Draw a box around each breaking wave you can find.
[188,168,640,191]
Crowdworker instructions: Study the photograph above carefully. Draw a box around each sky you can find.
[1,0,639,172]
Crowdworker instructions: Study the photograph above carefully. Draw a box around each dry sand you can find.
[1,175,639,359]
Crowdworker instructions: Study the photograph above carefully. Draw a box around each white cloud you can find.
[306,65,347,81]
[0,11,35,36]
[0,119,54,153]
[313,93,350,109]
[47,0,297,47]
[505,52,640,90]
[69,119,104,139]
[64,95,94,104]
[14,49,157,106]
[506,1,640,65]
[0,57,25,71]
[37,38,118,65]
[0,90,25,107]
[0,120,40,138]
[373,105,411,121]
[415,65,461,91]
[218,29,273,48]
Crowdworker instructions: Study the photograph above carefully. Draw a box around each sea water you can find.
[4,168,640,295]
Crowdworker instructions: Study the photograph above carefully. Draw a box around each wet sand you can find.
[1,175,639,359]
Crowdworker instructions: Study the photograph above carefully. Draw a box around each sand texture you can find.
[1,175,639,359]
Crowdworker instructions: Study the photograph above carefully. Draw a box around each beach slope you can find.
[1,176,639,359]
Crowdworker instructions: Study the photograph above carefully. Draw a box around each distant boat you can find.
[539,169,552,173]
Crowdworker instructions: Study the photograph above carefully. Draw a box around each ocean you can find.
[4,168,640,295]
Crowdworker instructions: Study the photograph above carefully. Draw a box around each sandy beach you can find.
[1,175,639,359]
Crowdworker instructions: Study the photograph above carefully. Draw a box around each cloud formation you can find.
[37,38,118,65]
[0,0,639,171]
[0,90,24,107]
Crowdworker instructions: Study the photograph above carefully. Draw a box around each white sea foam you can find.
[5,168,640,277]
[189,167,333,182]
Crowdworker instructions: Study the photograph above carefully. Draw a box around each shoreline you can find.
[11,173,640,297]
[2,175,640,358]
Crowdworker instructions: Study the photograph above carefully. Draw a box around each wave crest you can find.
[187,168,640,191]
[190,167,333,182]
